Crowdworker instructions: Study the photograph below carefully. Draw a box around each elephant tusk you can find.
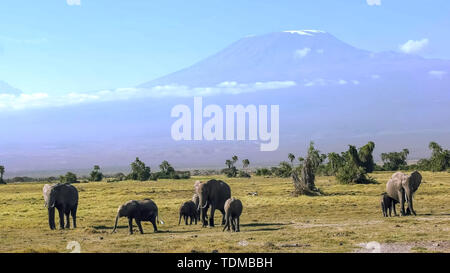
[201,200,208,209]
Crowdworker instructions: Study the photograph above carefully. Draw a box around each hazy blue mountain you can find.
[0,80,22,95]
[1,30,449,176]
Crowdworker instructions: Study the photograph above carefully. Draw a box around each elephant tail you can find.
[112,214,119,233]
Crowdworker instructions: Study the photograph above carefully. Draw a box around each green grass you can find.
[0,172,448,253]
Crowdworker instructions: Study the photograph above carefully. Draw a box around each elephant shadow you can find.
[241,222,287,231]
[93,225,127,230]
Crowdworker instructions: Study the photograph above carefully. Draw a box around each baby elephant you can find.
[179,201,198,225]
[112,199,163,234]
[223,198,243,232]
[381,192,398,217]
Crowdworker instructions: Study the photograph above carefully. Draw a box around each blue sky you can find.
[0,0,449,95]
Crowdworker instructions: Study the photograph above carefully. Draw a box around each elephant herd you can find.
[41,171,423,234]
[42,179,243,234]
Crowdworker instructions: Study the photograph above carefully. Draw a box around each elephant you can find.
[43,183,78,230]
[386,171,422,216]
[179,201,198,225]
[196,179,231,228]
[112,199,164,234]
[381,192,398,217]
[223,198,243,232]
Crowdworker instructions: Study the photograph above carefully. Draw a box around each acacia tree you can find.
[292,142,324,196]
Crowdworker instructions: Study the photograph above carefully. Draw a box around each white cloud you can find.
[352,80,360,85]
[428,70,447,79]
[294,48,311,59]
[316,49,324,54]
[67,0,81,6]
[371,74,380,79]
[0,81,296,111]
[338,79,347,85]
[366,0,381,6]
[399,38,429,54]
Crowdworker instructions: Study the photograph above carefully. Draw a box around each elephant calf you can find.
[179,201,198,225]
[381,192,398,217]
[43,183,78,230]
[112,199,163,234]
[223,198,243,232]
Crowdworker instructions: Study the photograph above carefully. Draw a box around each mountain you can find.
[1,30,449,175]
[0,80,22,95]
[139,30,450,89]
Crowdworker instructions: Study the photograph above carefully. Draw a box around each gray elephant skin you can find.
[179,201,198,225]
[381,192,398,217]
[196,179,231,227]
[43,183,79,230]
[112,199,163,234]
[223,198,243,232]
[386,171,422,216]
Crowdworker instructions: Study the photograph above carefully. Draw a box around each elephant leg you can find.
[48,208,56,230]
[185,215,188,225]
[392,203,398,216]
[128,218,133,234]
[209,206,215,227]
[236,217,240,232]
[65,212,70,229]
[399,190,406,216]
[178,214,182,225]
[231,217,236,232]
[190,216,193,225]
[151,218,158,232]
[71,207,77,228]
[58,208,65,229]
[405,189,415,216]
[135,219,144,234]
[222,217,228,232]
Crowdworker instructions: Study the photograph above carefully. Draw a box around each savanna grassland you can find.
[0,172,448,253]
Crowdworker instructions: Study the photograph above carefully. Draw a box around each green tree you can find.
[0,165,5,184]
[288,153,295,165]
[292,142,324,195]
[159,160,175,176]
[61,172,77,183]
[129,157,151,181]
[90,165,104,182]
[428,142,450,172]
[242,159,250,169]
[381,149,409,171]
[358,141,376,173]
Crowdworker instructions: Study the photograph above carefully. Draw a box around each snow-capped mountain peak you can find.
[283,30,326,36]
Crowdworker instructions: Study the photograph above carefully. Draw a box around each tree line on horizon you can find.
[0,141,449,185]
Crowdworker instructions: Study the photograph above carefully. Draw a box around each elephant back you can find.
[206,179,231,206]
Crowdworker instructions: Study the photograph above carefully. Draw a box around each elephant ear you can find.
[43,184,54,207]
[407,171,422,192]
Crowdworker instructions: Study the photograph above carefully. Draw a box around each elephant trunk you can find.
[112,213,120,233]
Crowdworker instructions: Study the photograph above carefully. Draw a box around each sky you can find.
[0,0,450,95]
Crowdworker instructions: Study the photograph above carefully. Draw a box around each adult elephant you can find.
[196,179,231,227]
[43,183,79,230]
[386,171,422,216]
